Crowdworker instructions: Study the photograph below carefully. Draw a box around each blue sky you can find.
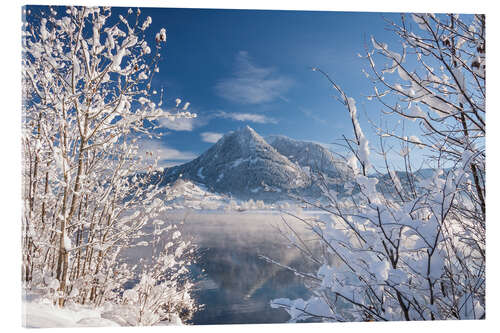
[135,8,409,168]
[26,6,435,170]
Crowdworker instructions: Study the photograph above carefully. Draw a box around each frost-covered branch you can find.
[272,13,485,323]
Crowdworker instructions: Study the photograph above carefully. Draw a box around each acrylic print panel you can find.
[21,3,485,328]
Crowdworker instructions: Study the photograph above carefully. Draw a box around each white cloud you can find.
[215,51,293,104]
[200,132,223,143]
[158,117,198,131]
[160,161,188,168]
[137,139,197,168]
[299,107,328,125]
[217,111,277,124]
[157,108,206,132]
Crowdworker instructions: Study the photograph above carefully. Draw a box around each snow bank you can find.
[23,299,118,328]
[22,293,184,328]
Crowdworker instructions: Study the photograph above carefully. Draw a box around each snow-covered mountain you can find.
[266,135,347,179]
[160,126,314,200]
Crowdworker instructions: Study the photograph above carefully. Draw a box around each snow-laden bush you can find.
[271,13,485,322]
[105,228,198,326]
[21,5,198,324]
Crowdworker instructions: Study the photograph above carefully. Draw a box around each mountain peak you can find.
[161,126,311,200]
[229,125,267,148]
[236,125,258,136]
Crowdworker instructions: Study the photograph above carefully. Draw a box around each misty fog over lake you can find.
[162,210,325,325]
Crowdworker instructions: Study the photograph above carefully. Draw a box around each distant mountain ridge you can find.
[150,127,442,202]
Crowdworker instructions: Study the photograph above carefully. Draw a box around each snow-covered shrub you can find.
[111,230,198,326]
[271,13,485,322]
[256,200,266,209]
[226,199,239,211]
[21,5,198,324]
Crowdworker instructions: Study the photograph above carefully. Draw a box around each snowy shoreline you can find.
[22,293,183,328]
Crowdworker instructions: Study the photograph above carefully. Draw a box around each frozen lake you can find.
[164,210,324,325]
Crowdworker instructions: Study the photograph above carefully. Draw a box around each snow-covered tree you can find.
[22,6,197,324]
[271,13,485,322]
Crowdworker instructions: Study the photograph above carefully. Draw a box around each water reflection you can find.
[165,211,321,325]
